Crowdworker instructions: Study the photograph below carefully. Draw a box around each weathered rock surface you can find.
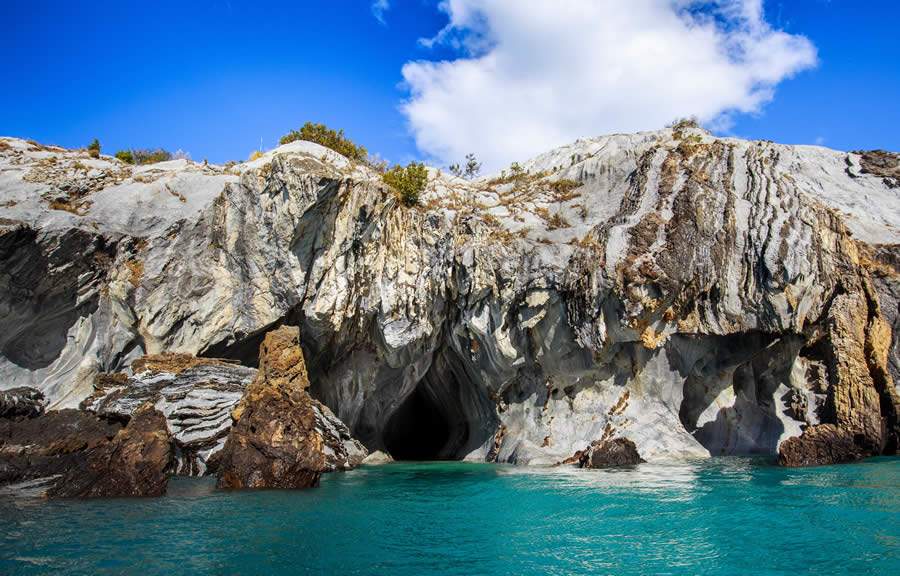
[777,424,865,467]
[47,403,174,498]
[216,326,366,489]
[0,409,121,485]
[83,355,254,475]
[0,386,45,419]
[1,131,899,467]
[577,437,644,468]
[362,450,394,465]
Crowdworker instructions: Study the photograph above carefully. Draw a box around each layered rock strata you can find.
[1,131,898,467]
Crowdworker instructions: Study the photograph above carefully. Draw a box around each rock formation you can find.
[577,437,644,468]
[1,128,898,467]
[83,355,254,475]
[0,386,45,419]
[47,403,174,498]
[216,326,366,489]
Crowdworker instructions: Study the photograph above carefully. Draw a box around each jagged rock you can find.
[0,409,121,485]
[48,403,174,498]
[777,424,865,467]
[0,386,45,419]
[577,437,644,468]
[83,355,255,475]
[216,326,366,489]
[2,132,899,466]
[362,450,394,465]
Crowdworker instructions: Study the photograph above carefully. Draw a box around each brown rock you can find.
[0,386,46,419]
[48,403,174,498]
[216,326,365,489]
[131,353,237,375]
[578,437,644,468]
[0,409,121,485]
[777,424,866,467]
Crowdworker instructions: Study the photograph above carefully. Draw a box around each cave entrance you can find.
[383,385,457,461]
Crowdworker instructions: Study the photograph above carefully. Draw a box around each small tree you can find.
[87,138,101,159]
[448,163,463,178]
[383,162,428,207]
[464,153,481,179]
[115,150,134,164]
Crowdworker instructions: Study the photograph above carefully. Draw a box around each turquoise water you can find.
[1,458,898,575]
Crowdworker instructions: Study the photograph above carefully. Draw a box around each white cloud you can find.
[372,0,390,25]
[401,0,817,171]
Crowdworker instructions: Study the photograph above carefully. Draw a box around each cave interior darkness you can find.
[383,384,462,461]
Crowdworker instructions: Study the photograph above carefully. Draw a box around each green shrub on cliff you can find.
[87,138,101,159]
[279,122,368,162]
[382,162,427,207]
[115,150,135,164]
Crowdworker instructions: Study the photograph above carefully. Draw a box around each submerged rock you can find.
[216,326,366,489]
[0,386,45,419]
[48,403,174,498]
[577,438,644,469]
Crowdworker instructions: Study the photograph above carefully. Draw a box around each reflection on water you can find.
[1,457,898,575]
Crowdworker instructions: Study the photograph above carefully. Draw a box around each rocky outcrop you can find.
[777,424,865,467]
[0,386,45,419]
[1,133,899,467]
[362,450,394,465]
[0,408,121,485]
[577,437,644,468]
[47,403,174,498]
[216,326,366,489]
[83,355,255,475]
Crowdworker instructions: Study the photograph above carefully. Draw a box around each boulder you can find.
[48,403,174,498]
[577,438,644,469]
[362,450,394,465]
[777,424,866,467]
[0,386,46,419]
[216,326,366,489]
[0,409,121,485]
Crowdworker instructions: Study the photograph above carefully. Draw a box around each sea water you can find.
[1,457,897,575]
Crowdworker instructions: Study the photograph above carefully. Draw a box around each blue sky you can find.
[1,1,897,169]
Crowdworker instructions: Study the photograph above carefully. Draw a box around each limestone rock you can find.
[362,450,394,465]
[48,403,174,498]
[2,132,899,467]
[777,424,865,467]
[577,437,644,468]
[216,326,366,489]
[0,386,45,419]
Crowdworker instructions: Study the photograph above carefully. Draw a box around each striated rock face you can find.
[0,386,45,419]
[1,131,899,467]
[83,355,254,475]
[216,326,366,489]
[48,403,174,498]
[577,438,644,469]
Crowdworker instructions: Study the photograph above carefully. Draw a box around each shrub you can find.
[115,150,135,164]
[279,122,368,162]
[382,162,428,207]
[132,148,173,164]
[87,138,101,159]
[248,150,264,161]
[449,153,482,179]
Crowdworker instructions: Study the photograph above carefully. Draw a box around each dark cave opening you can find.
[383,385,458,461]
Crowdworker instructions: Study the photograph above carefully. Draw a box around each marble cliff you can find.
[1,124,898,486]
